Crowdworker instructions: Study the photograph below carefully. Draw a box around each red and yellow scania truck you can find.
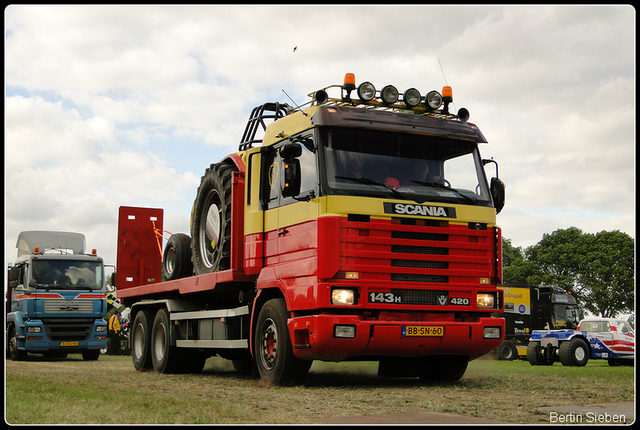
[115,74,506,385]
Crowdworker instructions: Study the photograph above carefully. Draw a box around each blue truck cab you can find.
[6,231,108,361]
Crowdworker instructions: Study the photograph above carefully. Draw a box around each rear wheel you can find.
[132,309,154,371]
[254,299,312,386]
[559,338,589,366]
[497,341,518,361]
[527,341,551,365]
[191,162,236,275]
[151,309,184,374]
[162,233,193,280]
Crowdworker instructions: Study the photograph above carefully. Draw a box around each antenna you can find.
[438,57,456,112]
[282,89,308,117]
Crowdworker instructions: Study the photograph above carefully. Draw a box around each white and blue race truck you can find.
[527,317,635,367]
[6,231,108,360]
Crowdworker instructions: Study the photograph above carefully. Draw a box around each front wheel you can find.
[559,338,589,366]
[7,326,27,361]
[254,299,312,386]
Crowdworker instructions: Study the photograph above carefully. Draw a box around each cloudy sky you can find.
[4,5,635,270]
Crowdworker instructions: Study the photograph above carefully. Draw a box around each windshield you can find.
[554,305,581,328]
[30,259,104,290]
[319,127,492,205]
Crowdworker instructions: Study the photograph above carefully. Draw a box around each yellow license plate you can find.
[402,326,444,337]
[60,341,79,347]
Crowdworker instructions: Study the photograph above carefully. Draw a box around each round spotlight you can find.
[425,90,443,111]
[380,85,399,104]
[403,88,421,108]
[357,82,376,101]
[315,90,328,104]
[457,107,470,122]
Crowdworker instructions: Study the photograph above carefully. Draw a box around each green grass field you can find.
[5,354,634,424]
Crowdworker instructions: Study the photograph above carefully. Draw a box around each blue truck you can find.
[6,231,108,360]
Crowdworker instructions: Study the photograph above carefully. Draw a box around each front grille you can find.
[44,299,94,313]
[391,289,449,305]
[42,318,94,341]
[339,214,498,290]
[391,274,449,283]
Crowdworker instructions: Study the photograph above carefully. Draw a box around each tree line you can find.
[502,227,634,318]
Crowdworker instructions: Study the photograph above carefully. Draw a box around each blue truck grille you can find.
[42,318,94,341]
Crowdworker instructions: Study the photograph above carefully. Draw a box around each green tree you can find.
[502,228,635,318]
[501,237,537,284]
[580,230,634,317]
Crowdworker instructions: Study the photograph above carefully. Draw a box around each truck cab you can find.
[6,231,108,360]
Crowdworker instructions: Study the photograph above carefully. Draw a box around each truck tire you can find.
[151,308,184,374]
[191,162,237,275]
[497,341,518,361]
[526,341,551,365]
[132,309,155,371]
[559,338,589,366]
[7,326,27,361]
[254,298,312,386]
[162,233,193,280]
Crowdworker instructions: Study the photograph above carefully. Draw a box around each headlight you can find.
[331,288,357,305]
[477,293,496,309]
[403,88,422,108]
[357,82,376,101]
[381,85,399,104]
[96,325,107,332]
[483,327,502,339]
[27,326,42,333]
[425,90,443,110]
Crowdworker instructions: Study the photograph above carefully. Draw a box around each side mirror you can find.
[490,177,505,214]
[279,142,302,159]
[282,159,301,197]
[280,142,302,198]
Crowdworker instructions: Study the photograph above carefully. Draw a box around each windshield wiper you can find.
[411,180,478,204]
[336,176,408,200]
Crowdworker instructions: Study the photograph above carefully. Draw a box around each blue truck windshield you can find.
[319,127,492,206]
[31,259,103,290]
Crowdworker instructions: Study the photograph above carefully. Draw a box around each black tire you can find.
[132,309,154,371]
[7,326,27,361]
[162,233,193,280]
[559,338,589,367]
[151,308,184,374]
[418,356,468,383]
[254,298,312,386]
[527,341,550,365]
[191,162,237,275]
[497,341,518,361]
